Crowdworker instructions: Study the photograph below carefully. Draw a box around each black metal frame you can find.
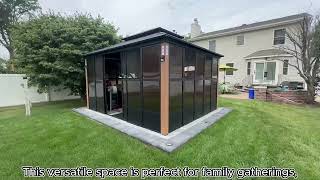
[86,34,220,133]
[167,40,218,132]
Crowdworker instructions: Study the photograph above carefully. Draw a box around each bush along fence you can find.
[254,86,308,105]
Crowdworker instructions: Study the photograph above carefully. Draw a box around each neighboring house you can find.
[189,13,309,87]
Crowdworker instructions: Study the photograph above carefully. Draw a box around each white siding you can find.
[192,23,304,86]
[276,57,304,84]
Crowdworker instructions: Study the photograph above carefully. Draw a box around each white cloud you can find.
[38,0,320,35]
[1,0,320,59]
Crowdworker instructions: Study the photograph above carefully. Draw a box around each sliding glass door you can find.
[266,62,276,82]
[254,61,277,85]
[254,62,264,84]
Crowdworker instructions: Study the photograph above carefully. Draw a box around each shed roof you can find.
[122,27,183,41]
[85,28,223,57]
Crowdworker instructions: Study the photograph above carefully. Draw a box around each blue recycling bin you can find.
[249,88,255,99]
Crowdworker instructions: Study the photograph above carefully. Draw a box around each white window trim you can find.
[247,61,251,75]
[236,35,244,46]
[208,40,216,52]
[283,59,289,75]
[226,63,234,76]
[252,60,279,85]
[273,28,286,45]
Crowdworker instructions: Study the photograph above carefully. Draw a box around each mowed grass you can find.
[0,99,319,179]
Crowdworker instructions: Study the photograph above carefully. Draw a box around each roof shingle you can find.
[245,49,289,59]
[190,13,309,41]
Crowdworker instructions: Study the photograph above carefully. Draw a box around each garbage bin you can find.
[249,88,255,99]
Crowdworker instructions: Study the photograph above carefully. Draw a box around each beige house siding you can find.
[191,23,304,86]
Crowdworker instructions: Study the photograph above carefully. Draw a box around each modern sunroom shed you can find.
[84,27,223,136]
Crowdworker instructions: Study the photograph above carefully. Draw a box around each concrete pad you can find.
[73,107,232,153]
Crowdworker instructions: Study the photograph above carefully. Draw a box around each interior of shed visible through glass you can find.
[87,42,218,133]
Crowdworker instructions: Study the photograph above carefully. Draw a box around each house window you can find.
[247,62,251,75]
[226,63,234,75]
[283,60,289,75]
[274,29,286,45]
[236,35,244,45]
[209,40,216,52]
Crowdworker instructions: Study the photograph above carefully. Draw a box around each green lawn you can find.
[0,99,319,179]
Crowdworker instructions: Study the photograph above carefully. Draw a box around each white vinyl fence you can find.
[0,74,80,107]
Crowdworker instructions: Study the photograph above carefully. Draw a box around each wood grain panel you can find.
[161,43,169,135]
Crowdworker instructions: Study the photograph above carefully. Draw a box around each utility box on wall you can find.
[84,27,223,135]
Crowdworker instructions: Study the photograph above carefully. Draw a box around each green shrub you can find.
[218,83,237,94]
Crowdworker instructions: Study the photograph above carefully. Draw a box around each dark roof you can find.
[85,32,165,56]
[122,27,183,41]
[85,28,223,57]
[190,13,310,41]
[245,49,289,59]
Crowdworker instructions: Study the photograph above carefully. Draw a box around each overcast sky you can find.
[1,0,320,59]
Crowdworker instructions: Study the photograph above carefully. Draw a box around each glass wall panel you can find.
[126,49,141,79]
[95,55,105,113]
[87,56,96,111]
[105,55,120,80]
[204,80,211,114]
[142,45,160,80]
[169,45,183,79]
[143,80,160,132]
[184,48,196,79]
[211,79,217,110]
[120,52,127,79]
[205,55,212,79]
[204,54,212,114]
[212,58,218,77]
[211,58,218,111]
[169,44,183,132]
[120,52,127,120]
[196,52,205,80]
[194,79,204,119]
[127,80,142,126]
[122,80,127,120]
[183,47,196,125]
[169,80,183,132]
[183,79,194,125]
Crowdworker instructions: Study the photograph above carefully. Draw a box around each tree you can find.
[0,57,8,73]
[13,13,121,98]
[278,14,320,104]
[0,0,40,70]
[0,57,13,73]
